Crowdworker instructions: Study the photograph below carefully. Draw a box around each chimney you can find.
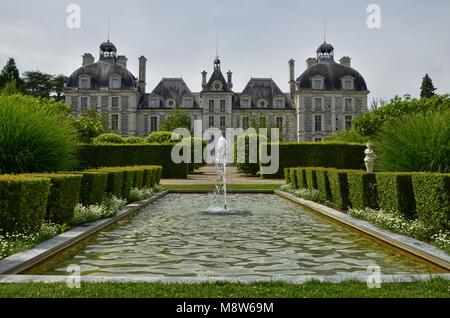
[227,70,233,89]
[340,56,351,67]
[117,55,128,68]
[306,57,317,68]
[201,70,207,89]
[82,53,95,66]
[138,56,147,94]
[288,59,295,96]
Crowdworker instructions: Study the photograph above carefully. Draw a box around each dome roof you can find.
[297,62,367,91]
[66,61,137,89]
[317,42,334,54]
[100,41,117,52]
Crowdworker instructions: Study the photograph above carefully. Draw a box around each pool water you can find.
[28,194,442,278]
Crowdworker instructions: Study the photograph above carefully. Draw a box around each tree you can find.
[23,70,53,98]
[0,58,23,90]
[71,109,108,143]
[51,74,68,101]
[159,107,192,132]
[420,74,436,98]
[0,79,22,96]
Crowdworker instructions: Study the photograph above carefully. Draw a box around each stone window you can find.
[314,115,322,132]
[110,78,121,89]
[220,100,226,112]
[345,115,353,129]
[111,114,119,131]
[80,97,88,109]
[241,99,250,108]
[314,98,322,110]
[150,116,158,132]
[111,97,119,108]
[149,99,159,108]
[79,78,90,89]
[276,116,283,129]
[313,79,322,90]
[220,116,226,127]
[208,116,214,127]
[345,98,353,110]
[274,99,284,108]
[209,100,214,112]
[183,98,193,108]
[242,116,250,130]
[259,100,267,108]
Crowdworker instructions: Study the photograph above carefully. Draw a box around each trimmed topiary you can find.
[316,168,332,203]
[100,170,124,197]
[0,175,51,234]
[412,173,450,231]
[133,169,144,189]
[348,172,379,210]
[75,171,108,206]
[305,168,318,190]
[328,170,351,210]
[284,168,290,184]
[32,173,82,225]
[376,173,416,219]
[296,168,307,189]
[290,168,298,189]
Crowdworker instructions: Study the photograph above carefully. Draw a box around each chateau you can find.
[65,40,369,141]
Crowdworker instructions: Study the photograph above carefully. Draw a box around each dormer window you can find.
[274,99,285,108]
[241,99,250,108]
[341,77,355,90]
[212,80,222,91]
[79,78,90,89]
[109,76,121,89]
[149,99,159,108]
[259,99,267,108]
[183,98,193,108]
[313,79,322,90]
[167,99,175,108]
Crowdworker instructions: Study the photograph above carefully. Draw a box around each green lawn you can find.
[163,184,282,191]
[0,279,448,298]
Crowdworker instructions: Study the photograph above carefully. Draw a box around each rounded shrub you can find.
[0,95,77,173]
[147,131,181,144]
[373,110,450,173]
[125,136,147,144]
[92,133,125,144]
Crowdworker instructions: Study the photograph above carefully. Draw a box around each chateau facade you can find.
[65,40,369,141]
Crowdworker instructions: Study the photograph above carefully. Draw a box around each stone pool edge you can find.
[0,191,169,275]
[275,190,450,272]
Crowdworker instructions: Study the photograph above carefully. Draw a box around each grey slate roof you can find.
[203,69,231,92]
[66,61,137,89]
[139,78,199,108]
[232,78,293,109]
[297,62,368,91]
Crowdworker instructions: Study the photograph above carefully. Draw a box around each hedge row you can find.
[262,142,365,178]
[77,144,196,178]
[0,166,162,234]
[285,168,450,231]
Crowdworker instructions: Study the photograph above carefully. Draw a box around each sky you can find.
[0,0,449,101]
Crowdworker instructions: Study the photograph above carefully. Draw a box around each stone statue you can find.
[364,143,376,173]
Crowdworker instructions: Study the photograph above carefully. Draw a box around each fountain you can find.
[203,135,250,215]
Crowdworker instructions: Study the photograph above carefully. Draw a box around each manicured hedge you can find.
[296,168,307,189]
[289,169,298,189]
[316,168,332,203]
[33,173,82,225]
[77,144,187,178]
[261,142,365,178]
[133,169,144,189]
[0,175,51,234]
[412,173,450,231]
[74,171,108,206]
[143,167,158,188]
[284,168,290,184]
[121,170,135,199]
[328,170,351,210]
[376,173,416,219]
[99,170,124,197]
[348,172,379,210]
[305,168,318,190]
